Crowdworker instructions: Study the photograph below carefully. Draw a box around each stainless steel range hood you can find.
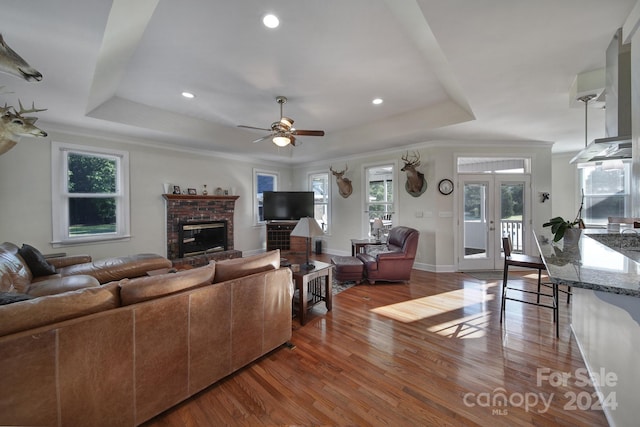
[570,28,632,164]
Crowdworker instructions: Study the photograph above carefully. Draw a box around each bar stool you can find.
[499,236,558,337]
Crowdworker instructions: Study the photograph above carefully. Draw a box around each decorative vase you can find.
[563,228,582,246]
[202,185,208,195]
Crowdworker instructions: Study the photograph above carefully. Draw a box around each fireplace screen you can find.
[179,221,227,258]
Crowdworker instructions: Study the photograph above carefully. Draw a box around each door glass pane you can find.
[500,183,524,254]
[463,183,488,259]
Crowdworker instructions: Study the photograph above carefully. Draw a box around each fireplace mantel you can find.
[162,194,239,201]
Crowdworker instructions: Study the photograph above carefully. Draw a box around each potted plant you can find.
[543,191,585,243]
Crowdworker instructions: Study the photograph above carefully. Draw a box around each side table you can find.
[291,260,333,325]
[351,238,386,256]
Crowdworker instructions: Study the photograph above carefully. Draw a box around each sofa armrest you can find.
[48,255,92,269]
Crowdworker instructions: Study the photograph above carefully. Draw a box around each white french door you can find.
[457,174,530,270]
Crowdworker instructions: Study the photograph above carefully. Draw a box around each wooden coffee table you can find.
[291,260,333,325]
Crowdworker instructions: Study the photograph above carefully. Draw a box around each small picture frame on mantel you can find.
[187,188,197,195]
[173,185,181,195]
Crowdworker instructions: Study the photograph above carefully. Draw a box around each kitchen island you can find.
[535,230,640,427]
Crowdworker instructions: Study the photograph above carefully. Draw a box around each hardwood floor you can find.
[143,255,608,426]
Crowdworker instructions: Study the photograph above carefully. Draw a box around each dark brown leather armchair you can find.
[356,226,419,284]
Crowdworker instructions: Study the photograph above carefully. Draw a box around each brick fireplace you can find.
[163,194,242,267]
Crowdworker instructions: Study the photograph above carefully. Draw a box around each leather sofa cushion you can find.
[119,262,215,306]
[47,254,92,269]
[0,282,120,337]
[27,275,100,297]
[57,253,172,284]
[0,242,33,293]
[213,250,280,283]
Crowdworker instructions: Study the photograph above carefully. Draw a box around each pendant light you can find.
[577,94,597,147]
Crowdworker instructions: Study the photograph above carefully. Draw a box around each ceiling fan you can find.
[237,96,324,147]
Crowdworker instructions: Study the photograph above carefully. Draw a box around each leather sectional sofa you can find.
[0,241,173,297]
[0,248,293,426]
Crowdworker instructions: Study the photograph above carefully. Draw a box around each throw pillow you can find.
[18,244,57,277]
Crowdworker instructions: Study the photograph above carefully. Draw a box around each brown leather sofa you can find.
[0,242,172,297]
[356,226,419,284]
[0,249,293,427]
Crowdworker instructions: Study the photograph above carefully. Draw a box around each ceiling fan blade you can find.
[238,125,271,131]
[252,135,272,143]
[290,135,297,146]
[292,129,325,137]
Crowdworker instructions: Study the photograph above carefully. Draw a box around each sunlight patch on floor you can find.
[427,311,489,339]
[369,288,493,327]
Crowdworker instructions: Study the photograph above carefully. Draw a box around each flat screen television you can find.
[263,191,314,221]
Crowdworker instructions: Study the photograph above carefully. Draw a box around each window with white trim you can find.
[254,169,278,224]
[578,160,631,226]
[309,172,330,231]
[52,142,130,246]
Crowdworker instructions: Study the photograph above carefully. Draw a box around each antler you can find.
[401,151,421,167]
[0,103,12,116]
[330,164,348,175]
[17,100,47,116]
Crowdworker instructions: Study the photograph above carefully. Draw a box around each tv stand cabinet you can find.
[266,221,308,253]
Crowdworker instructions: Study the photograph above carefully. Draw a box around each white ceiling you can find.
[0,0,637,164]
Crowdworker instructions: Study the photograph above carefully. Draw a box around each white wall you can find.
[0,127,292,260]
[293,142,553,271]
[0,122,557,271]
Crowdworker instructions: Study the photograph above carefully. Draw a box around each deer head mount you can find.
[0,100,48,156]
[401,151,427,197]
[330,164,353,198]
[0,34,42,82]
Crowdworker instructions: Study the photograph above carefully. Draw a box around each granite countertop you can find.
[535,229,640,297]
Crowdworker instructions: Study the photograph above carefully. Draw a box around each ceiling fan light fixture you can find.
[273,135,290,147]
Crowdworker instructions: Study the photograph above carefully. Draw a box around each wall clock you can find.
[438,178,454,195]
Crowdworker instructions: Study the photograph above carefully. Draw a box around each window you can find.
[364,164,394,237]
[254,169,278,223]
[52,142,130,245]
[309,172,330,231]
[578,160,631,226]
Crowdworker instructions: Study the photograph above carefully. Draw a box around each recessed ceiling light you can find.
[263,14,279,29]
[372,98,383,105]
[182,91,195,99]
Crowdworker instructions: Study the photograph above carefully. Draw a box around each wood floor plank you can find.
[142,257,608,426]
